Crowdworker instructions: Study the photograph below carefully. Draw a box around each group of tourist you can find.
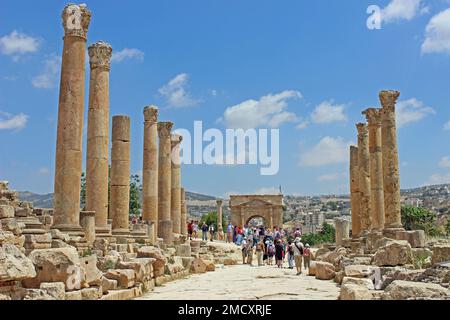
[233,224,311,275]
[187,220,216,242]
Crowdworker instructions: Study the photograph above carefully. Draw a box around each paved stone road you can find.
[136,264,340,300]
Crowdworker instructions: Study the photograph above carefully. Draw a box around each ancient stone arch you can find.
[229,195,283,229]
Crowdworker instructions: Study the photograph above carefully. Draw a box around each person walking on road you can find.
[291,237,304,275]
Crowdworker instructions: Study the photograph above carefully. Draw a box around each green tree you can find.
[401,205,441,236]
[129,174,142,217]
[301,222,335,246]
[200,211,226,228]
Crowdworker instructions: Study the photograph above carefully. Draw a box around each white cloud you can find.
[381,0,428,24]
[444,121,450,130]
[439,156,450,168]
[296,120,309,130]
[254,187,282,195]
[396,98,435,128]
[299,136,353,167]
[221,90,301,129]
[426,173,450,185]
[0,111,29,130]
[310,100,347,124]
[317,173,340,182]
[38,167,50,175]
[421,8,450,54]
[0,30,40,60]
[111,48,144,63]
[32,55,61,89]
[159,73,199,108]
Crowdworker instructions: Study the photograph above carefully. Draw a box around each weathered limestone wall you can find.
[142,106,158,242]
[85,41,112,236]
[52,4,91,235]
[110,116,131,235]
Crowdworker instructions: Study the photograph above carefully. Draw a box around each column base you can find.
[51,224,85,237]
[95,225,111,233]
[383,227,405,239]
[112,228,131,236]
[158,220,173,245]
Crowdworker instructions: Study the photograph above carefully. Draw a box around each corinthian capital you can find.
[144,106,159,123]
[379,90,400,112]
[88,41,112,70]
[62,4,92,39]
[362,108,382,127]
[171,134,183,147]
[356,123,368,136]
[157,121,173,139]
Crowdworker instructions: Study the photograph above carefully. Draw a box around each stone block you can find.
[339,283,374,300]
[0,205,14,219]
[105,269,135,289]
[432,245,450,265]
[101,277,118,294]
[344,264,373,278]
[341,277,374,290]
[80,254,103,286]
[190,258,207,274]
[372,240,413,267]
[81,287,102,300]
[383,280,449,300]
[65,290,82,300]
[0,243,36,282]
[116,258,154,282]
[315,261,335,280]
[40,282,66,300]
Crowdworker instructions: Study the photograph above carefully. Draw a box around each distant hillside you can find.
[18,190,218,208]
[185,191,217,201]
[18,191,53,208]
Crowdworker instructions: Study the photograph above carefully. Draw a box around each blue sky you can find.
[1,0,450,197]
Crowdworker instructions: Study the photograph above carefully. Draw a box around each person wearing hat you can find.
[290,237,304,275]
[241,236,248,264]
[303,243,311,272]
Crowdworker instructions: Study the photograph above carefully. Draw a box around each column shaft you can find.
[180,188,187,236]
[364,108,385,231]
[53,4,91,234]
[349,146,361,238]
[380,90,403,229]
[158,122,173,244]
[142,106,158,241]
[171,134,183,234]
[357,123,371,234]
[85,41,112,236]
[110,116,131,234]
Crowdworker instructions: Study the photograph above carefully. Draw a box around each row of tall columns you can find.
[350,90,403,239]
[52,4,189,244]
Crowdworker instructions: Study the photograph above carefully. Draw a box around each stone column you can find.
[350,146,361,238]
[356,123,371,234]
[171,134,183,235]
[53,4,91,235]
[158,121,173,244]
[110,116,131,235]
[335,217,350,246]
[269,207,274,230]
[240,207,245,228]
[217,200,224,241]
[80,211,95,245]
[142,106,158,241]
[85,41,112,237]
[363,108,385,232]
[380,90,403,231]
[180,188,187,236]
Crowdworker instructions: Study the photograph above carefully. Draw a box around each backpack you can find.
[295,243,304,255]
[268,245,275,255]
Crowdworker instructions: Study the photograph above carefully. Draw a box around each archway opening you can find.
[246,215,267,228]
